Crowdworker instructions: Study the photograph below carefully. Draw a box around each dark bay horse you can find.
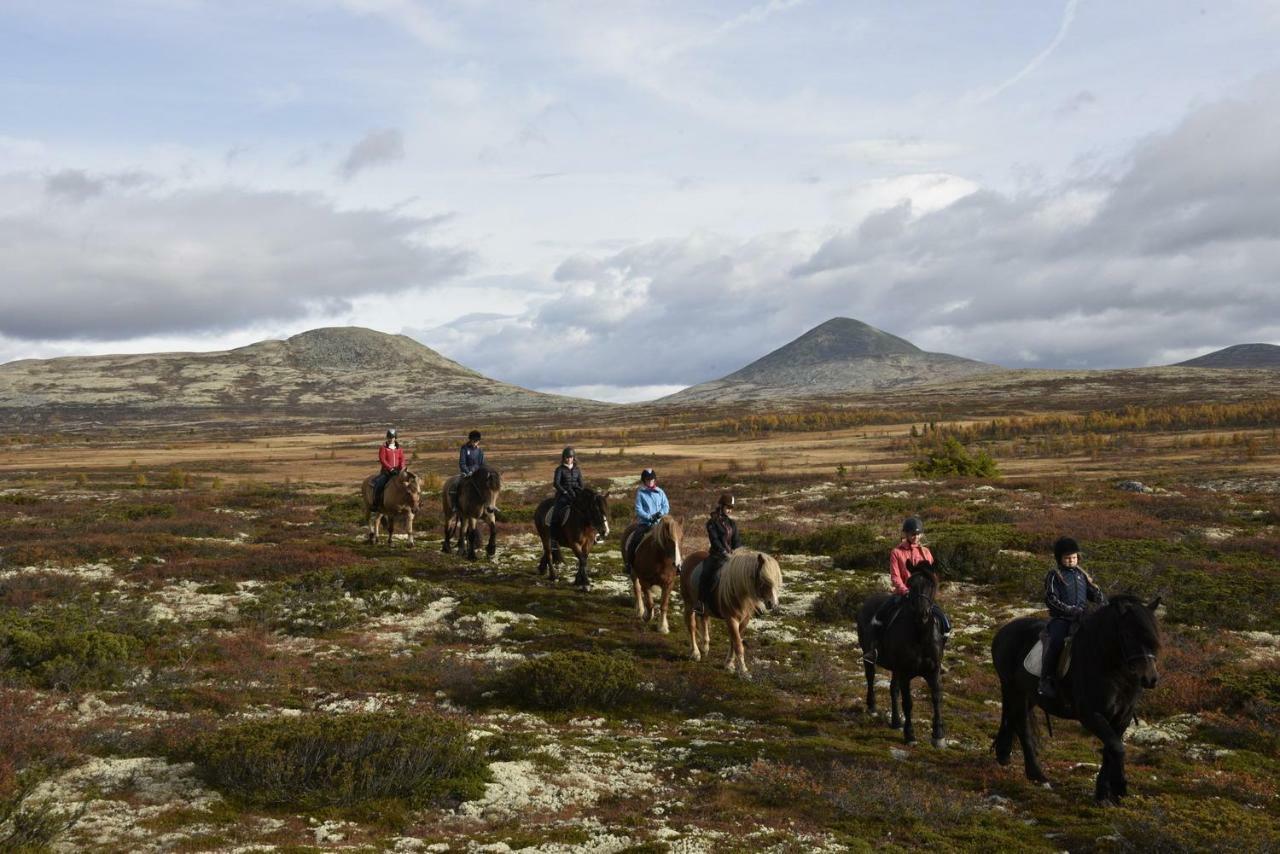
[992,595,1161,804]
[620,515,683,633]
[533,487,610,589]
[442,466,502,560]
[680,548,782,678]
[360,469,421,547]
[856,566,946,746]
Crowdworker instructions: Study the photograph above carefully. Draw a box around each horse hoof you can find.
[890,720,902,730]
[931,737,945,749]
[659,625,670,635]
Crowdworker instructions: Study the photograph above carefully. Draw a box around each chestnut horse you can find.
[680,548,782,677]
[533,487,610,589]
[442,466,502,560]
[620,515,683,633]
[360,469,421,547]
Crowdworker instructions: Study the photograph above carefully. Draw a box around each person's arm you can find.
[706,518,724,553]
[634,490,646,520]
[554,466,567,497]
[658,490,670,518]
[729,519,741,550]
[458,447,469,475]
[889,549,910,595]
[1044,570,1080,618]
[1085,571,1105,605]
[476,448,485,470]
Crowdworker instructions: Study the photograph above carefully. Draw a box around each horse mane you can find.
[717,549,782,618]
[1076,594,1161,667]
[649,515,680,552]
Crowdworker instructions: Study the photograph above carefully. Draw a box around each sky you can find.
[2,0,1279,402]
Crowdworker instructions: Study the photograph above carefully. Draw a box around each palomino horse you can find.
[856,565,947,746]
[533,487,610,589]
[620,515,683,633]
[360,469,421,547]
[992,595,1161,804]
[442,466,502,560]
[680,548,782,677]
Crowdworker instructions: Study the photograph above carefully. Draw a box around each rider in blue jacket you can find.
[1040,536,1105,699]
[627,469,669,568]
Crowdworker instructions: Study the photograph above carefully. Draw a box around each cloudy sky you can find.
[2,1,1279,401]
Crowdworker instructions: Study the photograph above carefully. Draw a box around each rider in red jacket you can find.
[371,429,404,510]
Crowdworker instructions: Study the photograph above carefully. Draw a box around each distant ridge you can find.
[0,326,605,428]
[662,317,998,404]
[1175,343,1280,369]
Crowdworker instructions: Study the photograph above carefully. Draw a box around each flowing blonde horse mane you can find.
[646,515,682,554]
[716,548,782,618]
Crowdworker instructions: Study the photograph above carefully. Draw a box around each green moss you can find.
[494,650,643,712]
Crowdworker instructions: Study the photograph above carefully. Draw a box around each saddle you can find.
[1023,628,1075,679]
[690,561,724,619]
[543,504,570,529]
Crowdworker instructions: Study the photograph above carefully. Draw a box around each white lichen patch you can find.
[0,562,118,584]
[454,610,539,641]
[1234,630,1280,662]
[147,579,245,622]
[367,595,460,648]
[31,757,222,853]
[1127,713,1200,746]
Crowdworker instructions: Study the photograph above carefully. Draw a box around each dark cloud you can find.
[44,169,105,202]
[0,174,468,341]
[338,128,405,179]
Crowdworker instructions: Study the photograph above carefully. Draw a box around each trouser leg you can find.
[1040,619,1071,697]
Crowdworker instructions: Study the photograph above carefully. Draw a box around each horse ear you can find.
[1147,596,1161,613]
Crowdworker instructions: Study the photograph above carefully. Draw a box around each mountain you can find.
[0,327,603,429]
[1175,343,1280,369]
[661,317,999,405]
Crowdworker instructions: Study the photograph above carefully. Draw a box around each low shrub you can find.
[753,524,882,571]
[908,437,999,479]
[240,569,436,635]
[810,581,883,624]
[494,650,642,711]
[191,711,488,809]
[0,597,152,691]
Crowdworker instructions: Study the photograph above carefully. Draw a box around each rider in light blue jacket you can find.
[634,469,669,528]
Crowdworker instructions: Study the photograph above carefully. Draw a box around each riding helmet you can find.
[562,446,576,460]
[718,492,734,508]
[902,516,924,535]
[386,428,397,440]
[640,468,657,483]
[469,430,482,442]
[1053,536,1080,564]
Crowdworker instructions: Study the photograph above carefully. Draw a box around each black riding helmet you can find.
[902,516,924,535]
[468,430,482,442]
[1053,536,1080,564]
[561,446,575,460]
[640,468,656,483]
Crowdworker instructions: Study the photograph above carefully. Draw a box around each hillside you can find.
[663,317,998,405]
[0,327,604,429]
[1175,343,1280,369]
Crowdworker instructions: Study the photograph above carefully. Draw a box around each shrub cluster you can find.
[494,650,642,711]
[908,437,999,479]
[753,524,882,571]
[0,597,155,691]
[240,568,438,635]
[191,711,488,809]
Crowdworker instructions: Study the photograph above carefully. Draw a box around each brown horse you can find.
[620,515,683,633]
[680,548,782,677]
[442,466,502,560]
[361,469,421,547]
[533,487,610,589]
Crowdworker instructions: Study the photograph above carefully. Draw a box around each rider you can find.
[1039,536,1105,699]
[698,493,741,614]
[371,428,404,511]
[450,430,485,512]
[549,447,583,557]
[627,468,670,569]
[865,516,952,663]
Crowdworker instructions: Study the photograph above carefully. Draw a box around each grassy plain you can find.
[1,396,1278,851]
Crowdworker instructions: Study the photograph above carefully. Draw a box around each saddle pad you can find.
[543,506,556,528]
[1023,639,1072,678]
[688,564,704,593]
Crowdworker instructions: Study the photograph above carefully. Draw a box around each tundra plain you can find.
[1,394,1278,852]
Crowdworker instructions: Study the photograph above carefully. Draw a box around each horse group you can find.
[360,466,1163,805]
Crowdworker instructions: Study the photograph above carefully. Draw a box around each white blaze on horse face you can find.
[675,541,682,570]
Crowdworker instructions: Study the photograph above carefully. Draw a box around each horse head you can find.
[654,515,683,571]
[905,564,938,625]
[753,552,783,612]
[590,490,610,540]
[1112,595,1162,689]
[400,470,422,512]
[483,467,502,494]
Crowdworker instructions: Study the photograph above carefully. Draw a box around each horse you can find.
[620,515,683,633]
[680,548,782,677]
[533,487,610,589]
[442,466,502,560]
[855,565,946,746]
[991,595,1162,804]
[360,469,421,547]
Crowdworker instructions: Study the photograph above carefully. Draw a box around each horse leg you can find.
[901,676,916,744]
[633,575,646,619]
[728,618,749,677]
[367,512,378,544]
[864,657,878,716]
[442,515,453,553]
[1083,712,1127,804]
[686,606,701,660]
[994,683,1016,766]
[641,584,655,624]
[723,619,737,670]
[485,513,497,558]
[405,511,415,548]
[385,514,395,546]
[658,583,672,634]
[702,614,711,659]
[927,670,945,747]
[573,548,589,590]
[1018,696,1048,784]
[467,522,479,561]
[889,673,903,729]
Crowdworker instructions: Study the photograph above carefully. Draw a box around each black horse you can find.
[856,566,946,747]
[991,595,1161,804]
[533,487,610,589]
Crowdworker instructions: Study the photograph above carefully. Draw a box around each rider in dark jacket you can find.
[549,447,582,553]
[459,430,485,476]
[699,493,741,614]
[1040,536,1105,699]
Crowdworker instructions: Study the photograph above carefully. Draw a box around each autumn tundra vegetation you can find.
[0,395,1278,850]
